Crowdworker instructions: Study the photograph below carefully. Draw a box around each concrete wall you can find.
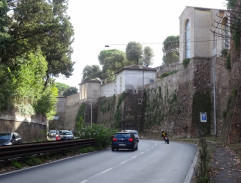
[100,82,116,97]
[0,114,47,142]
[62,93,81,130]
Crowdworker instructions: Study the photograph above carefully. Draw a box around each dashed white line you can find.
[80,180,88,183]
[120,160,128,164]
[100,168,112,174]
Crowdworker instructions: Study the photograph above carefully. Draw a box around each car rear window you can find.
[115,133,131,138]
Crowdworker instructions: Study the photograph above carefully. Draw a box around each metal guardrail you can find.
[0,138,95,160]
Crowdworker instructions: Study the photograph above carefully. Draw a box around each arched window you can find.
[185,19,191,58]
[222,17,229,49]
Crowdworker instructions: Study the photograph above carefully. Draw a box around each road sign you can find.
[200,112,207,122]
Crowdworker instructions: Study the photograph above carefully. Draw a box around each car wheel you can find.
[132,146,135,151]
[112,147,115,151]
[135,145,138,150]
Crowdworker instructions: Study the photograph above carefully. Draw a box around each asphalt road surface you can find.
[0,140,197,183]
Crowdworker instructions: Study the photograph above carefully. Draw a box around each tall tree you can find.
[82,65,101,82]
[63,86,78,97]
[142,46,154,67]
[162,36,179,64]
[55,82,69,96]
[126,41,143,65]
[98,49,128,83]
[3,0,74,84]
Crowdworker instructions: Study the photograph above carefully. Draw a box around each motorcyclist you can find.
[161,130,167,138]
[161,130,169,143]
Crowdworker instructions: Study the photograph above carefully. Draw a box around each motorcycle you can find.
[164,136,169,144]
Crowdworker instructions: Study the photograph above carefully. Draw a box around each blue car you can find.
[112,132,138,151]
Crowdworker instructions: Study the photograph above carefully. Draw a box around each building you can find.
[179,6,229,62]
[79,65,156,101]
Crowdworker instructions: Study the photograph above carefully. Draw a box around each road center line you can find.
[120,160,128,164]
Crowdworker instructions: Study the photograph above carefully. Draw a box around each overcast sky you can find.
[55,0,227,89]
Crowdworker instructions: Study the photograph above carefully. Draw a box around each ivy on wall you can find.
[75,102,86,135]
[144,87,178,130]
[222,88,238,122]
[114,92,127,129]
[183,58,190,68]
[99,95,116,113]
[160,70,178,79]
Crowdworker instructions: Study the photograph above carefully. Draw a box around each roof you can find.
[79,78,102,85]
[115,65,156,75]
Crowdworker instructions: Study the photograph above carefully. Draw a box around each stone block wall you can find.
[0,119,46,142]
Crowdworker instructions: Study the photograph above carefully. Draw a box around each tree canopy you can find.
[2,0,74,83]
[81,42,154,84]
[162,36,179,64]
[82,65,102,82]
[55,82,70,96]
[142,46,154,66]
[63,87,78,97]
[126,41,143,65]
[0,0,74,119]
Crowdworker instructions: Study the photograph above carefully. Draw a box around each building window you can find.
[185,19,191,58]
[222,17,229,49]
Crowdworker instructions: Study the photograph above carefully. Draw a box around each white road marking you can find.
[79,148,152,183]
[99,168,112,174]
[80,180,88,183]
[120,160,128,164]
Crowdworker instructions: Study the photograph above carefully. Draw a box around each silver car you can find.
[59,130,74,140]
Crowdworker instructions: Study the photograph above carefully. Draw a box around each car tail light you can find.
[128,138,133,142]
[112,138,117,141]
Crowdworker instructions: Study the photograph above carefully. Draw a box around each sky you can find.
[55,0,227,89]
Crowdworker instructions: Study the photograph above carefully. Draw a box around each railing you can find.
[0,138,94,161]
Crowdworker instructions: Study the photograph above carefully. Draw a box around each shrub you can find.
[183,58,190,68]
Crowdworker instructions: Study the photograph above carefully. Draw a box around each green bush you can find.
[80,124,117,149]
[183,58,190,68]
[160,70,178,79]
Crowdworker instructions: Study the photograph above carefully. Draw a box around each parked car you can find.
[59,130,74,140]
[123,130,139,142]
[112,132,138,151]
[48,130,57,138]
[0,132,23,146]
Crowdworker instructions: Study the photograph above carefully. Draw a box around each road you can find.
[0,140,197,183]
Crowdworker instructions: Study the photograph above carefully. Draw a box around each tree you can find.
[98,49,128,83]
[63,87,78,97]
[3,0,74,84]
[162,36,179,64]
[142,46,154,66]
[82,65,101,82]
[55,82,70,96]
[126,41,143,65]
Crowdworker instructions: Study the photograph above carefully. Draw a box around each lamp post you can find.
[90,101,92,128]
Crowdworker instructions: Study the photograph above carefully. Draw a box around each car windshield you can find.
[115,133,131,138]
[0,133,11,140]
[62,131,72,135]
